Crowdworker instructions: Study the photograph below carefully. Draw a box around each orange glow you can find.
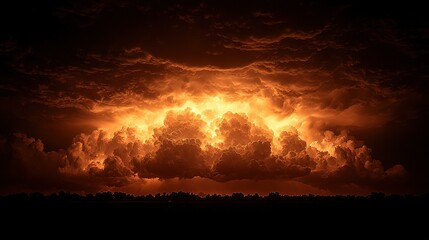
[95,95,303,154]
[70,91,404,187]
[8,85,401,196]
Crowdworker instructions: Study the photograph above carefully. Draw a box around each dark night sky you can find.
[0,0,428,195]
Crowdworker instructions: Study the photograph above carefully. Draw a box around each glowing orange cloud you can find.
[0,69,408,195]
[10,91,395,193]
[97,95,301,153]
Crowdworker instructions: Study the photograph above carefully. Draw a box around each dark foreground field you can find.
[1,192,428,235]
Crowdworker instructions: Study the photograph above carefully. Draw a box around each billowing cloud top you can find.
[0,0,427,195]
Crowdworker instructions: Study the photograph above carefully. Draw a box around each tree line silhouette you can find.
[1,191,428,229]
[1,191,428,205]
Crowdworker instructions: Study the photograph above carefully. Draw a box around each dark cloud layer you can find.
[0,0,427,194]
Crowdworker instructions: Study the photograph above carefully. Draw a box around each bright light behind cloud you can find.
[98,94,303,154]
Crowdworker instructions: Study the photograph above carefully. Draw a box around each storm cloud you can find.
[0,0,427,194]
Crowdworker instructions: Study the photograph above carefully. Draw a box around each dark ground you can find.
[1,192,428,235]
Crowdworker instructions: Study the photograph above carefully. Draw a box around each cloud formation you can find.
[0,108,407,194]
[0,0,427,194]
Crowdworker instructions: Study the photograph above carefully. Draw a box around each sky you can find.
[0,0,428,195]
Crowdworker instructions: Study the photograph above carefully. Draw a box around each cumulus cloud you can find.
[212,149,311,181]
[134,139,209,179]
[0,109,408,194]
[216,112,272,148]
[88,156,133,187]
[300,131,407,189]
[0,134,61,187]
[90,156,133,178]
[154,108,207,142]
[0,133,101,193]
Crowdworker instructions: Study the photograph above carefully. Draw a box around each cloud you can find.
[90,156,133,178]
[0,134,61,186]
[300,131,408,190]
[0,105,409,194]
[88,156,133,187]
[212,147,311,181]
[0,133,95,193]
[216,112,272,148]
[134,139,209,179]
[154,108,207,142]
